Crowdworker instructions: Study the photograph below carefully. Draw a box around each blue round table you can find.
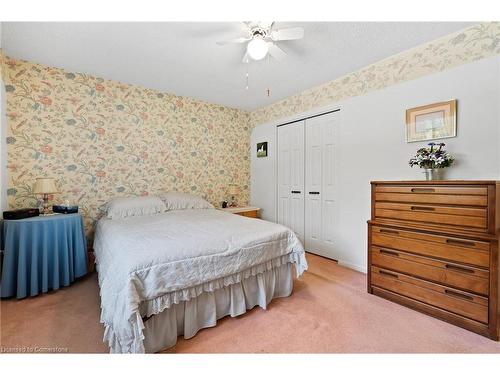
[1,213,88,299]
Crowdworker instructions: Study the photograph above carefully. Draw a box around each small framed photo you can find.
[405,99,457,143]
[257,142,268,158]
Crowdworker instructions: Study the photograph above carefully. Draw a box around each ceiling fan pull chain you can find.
[245,63,249,90]
[266,53,271,97]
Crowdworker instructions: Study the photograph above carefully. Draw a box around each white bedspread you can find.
[93,209,307,353]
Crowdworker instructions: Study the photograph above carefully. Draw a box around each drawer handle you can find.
[379,229,399,235]
[309,191,320,195]
[379,270,399,279]
[445,264,475,274]
[444,289,474,301]
[291,190,301,194]
[410,206,435,211]
[410,188,435,193]
[446,239,476,247]
[379,249,399,257]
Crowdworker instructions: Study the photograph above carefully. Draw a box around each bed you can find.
[93,201,307,353]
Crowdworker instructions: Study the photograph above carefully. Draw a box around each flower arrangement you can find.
[409,142,454,169]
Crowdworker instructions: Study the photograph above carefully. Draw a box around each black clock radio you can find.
[3,208,40,220]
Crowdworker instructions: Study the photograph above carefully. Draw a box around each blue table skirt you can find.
[1,214,88,299]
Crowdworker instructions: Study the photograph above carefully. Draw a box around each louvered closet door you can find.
[305,112,338,259]
[277,121,305,242]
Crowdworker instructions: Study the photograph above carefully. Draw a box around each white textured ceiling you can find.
[2,22,475,111]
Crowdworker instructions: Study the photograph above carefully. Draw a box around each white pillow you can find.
[101,196,167,219]
[159,192,214,210]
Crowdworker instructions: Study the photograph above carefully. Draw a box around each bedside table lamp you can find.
[228,185,239,207]
[33,177,59,215]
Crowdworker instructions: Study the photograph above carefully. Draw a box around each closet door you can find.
[277,121,305,242]
[305,112,338,259]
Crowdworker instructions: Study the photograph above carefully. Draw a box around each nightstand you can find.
[1,213,88,299]
[220,206,261,218]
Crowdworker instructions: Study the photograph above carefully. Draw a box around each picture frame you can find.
[405,99,457,143]
[257,142,268,158]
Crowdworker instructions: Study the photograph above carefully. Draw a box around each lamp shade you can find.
[33,178,59,195]
[228,185,239,195]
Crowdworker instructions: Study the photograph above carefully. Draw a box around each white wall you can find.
[250,55,500,273]
[250,125,277,221]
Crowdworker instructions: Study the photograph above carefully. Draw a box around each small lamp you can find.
[228,185,239,207]
[33,177,59,215]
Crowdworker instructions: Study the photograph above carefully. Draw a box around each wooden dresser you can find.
[368,181,499,340]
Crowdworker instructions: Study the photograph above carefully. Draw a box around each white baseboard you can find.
[337,260,367,274]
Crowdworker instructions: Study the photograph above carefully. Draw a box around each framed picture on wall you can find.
[257,142,268,158]
[405,99,457,143]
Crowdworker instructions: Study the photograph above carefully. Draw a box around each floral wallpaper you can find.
[1,55,250,237]
[250,22,500,127]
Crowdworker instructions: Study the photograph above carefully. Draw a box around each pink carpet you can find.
[1,254,499,353]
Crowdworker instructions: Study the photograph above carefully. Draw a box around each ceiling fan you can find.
[217,21,304,63]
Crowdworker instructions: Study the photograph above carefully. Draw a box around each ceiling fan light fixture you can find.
[247,37,269,60]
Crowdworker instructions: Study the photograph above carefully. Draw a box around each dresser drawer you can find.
[371,266,489,324]
[375,192,488,207]
[375,185,488,207]
[371,226,490,268]
[371,246,489,295]
[374,202,487,230]
[236,210,259,218]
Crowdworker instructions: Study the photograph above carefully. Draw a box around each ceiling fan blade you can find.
[258,21,274,30]
[217,37,250,46]
[242,52,250,63]
[268,43,286,61]
[271,27,304,41]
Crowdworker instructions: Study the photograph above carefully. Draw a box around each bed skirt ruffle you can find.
[102,253,305,353]
[143,261,293,353]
